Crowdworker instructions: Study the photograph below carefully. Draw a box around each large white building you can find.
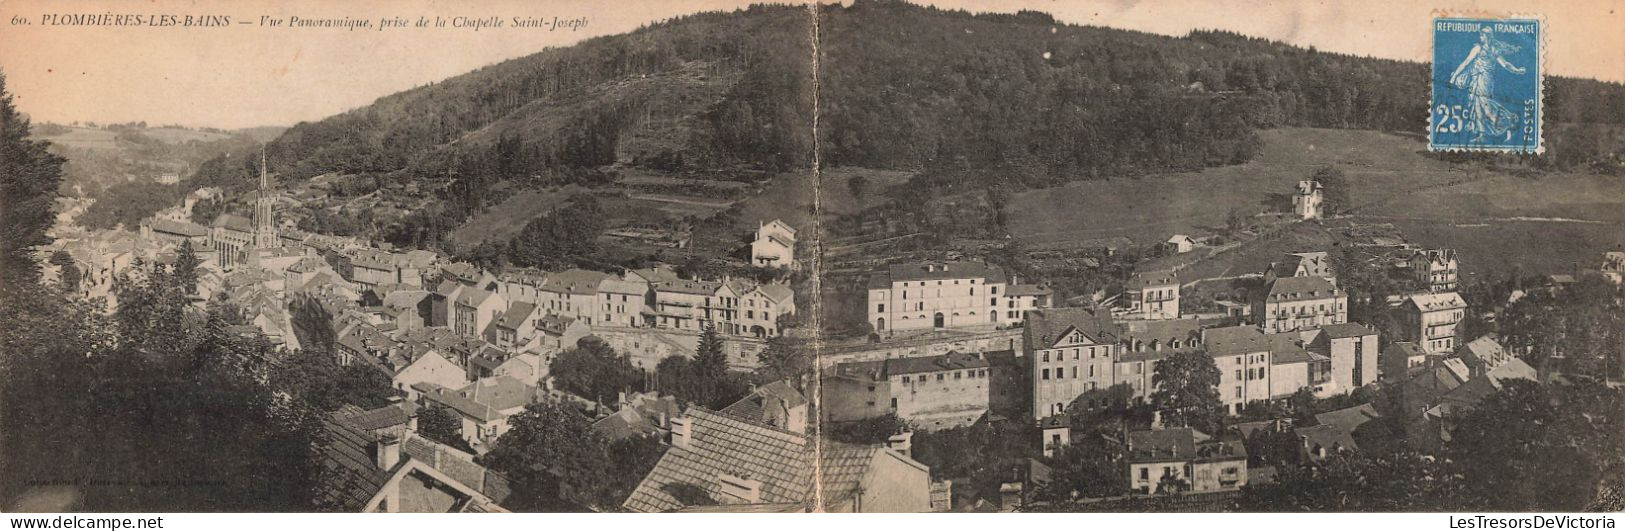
[866,261,1049,335]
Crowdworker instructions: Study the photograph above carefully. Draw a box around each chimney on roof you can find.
[887,431,914,458]
[718,473,763,504]
[926,264,936,272]
[670,416,693,449]
[376,434,402,470]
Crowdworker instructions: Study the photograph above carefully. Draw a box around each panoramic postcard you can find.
[0,0,1622,517]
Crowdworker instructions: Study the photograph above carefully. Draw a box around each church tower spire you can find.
[252,144,278,248]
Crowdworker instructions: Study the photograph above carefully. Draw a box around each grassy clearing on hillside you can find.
[1004,128,1465,245]
[1395,219,1625,279]
[447,186,584,248]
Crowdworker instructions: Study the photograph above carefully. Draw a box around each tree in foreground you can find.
[479,401,666,511]
[549,336,641,405]
[1149,350,1225,435]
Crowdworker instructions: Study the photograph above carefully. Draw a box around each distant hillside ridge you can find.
[188,0,1624,247]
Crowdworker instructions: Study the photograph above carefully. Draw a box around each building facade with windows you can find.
[1024,308,1121,420]
[867,262,1009,334]
[1403,292,1467,355]
[1256,276,1347,333]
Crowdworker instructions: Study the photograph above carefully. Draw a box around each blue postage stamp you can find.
[1430,16,1543,153]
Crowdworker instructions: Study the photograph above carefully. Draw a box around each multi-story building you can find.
[999,283,1054,327]
[142,218,210,247]
[750,219,797,269]
[453,288,507,339]
[867,262,1007,334]
[537,269,609,326]
[597,278,652,328]
[1308,323,1380,392]
[1124,270,1180,320]
[1293,180,1323,220]
[1126,428,1248,495]
[1255,276,1346,333]
[1203,326,1276,414]
[823,351,991,430]
[1402,292,1467,355]
[1025,308,1120,419]
[1113,319,1204,401]
[1409,249,1459,292]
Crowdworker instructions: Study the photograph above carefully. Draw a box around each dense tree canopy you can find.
[1150,350,1225,434]
[549,336,642,405]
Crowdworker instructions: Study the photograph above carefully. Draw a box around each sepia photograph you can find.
[0,0,1621,521]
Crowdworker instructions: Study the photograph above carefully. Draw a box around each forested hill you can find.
[818,0,1622,185]
[190,0,1624,245]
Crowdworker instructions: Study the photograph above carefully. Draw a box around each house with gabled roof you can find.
[1126,427,1247,494]
[1264,251,1336,286]
[313,412,511,512]
[751,219,797,269]
[414,376,537,453]
[622,408,930,513]
[1456,333,1514,378]
[721,380,810,434]
[1025,308,1120,420]
[1409,249,1459,292]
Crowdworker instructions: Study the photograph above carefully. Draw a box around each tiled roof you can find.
[543,269,609,295]
[1119,318,1203,347]
[334,402,419,432]
[1265,276,1340,301]
[1412,249,1457,266]
[1202,325,1270,356]
[655,278,721,296]
[149,218,209,237]
[592,393,682,441]
[623,408,813,513]
[885,261,1006,283]
[1127,428,1199,462]
[382,289,430,311]
[818,445,883,506]
[313,417,390,511]
[1314,403,1380,434]
[496,302,537,330]
[1408,292,1467,312]
[1127,270,1178,288]
[420,377,535,423]
[755,283,794,304]
[882,351,989,376]
[720,381,809,426]
[1006,283,1051,297]
[599,279,649,295]
[1024,307,1119,350]
[1318,322,1375,339]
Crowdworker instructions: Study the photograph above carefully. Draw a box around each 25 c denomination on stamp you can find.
[1430,15,1543,154]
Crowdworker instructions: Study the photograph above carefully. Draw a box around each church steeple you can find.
[252,145,278,248]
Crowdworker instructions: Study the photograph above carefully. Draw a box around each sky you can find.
[0,0,1618,130]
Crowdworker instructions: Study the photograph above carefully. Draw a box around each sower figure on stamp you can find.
[1449,27,1528,144]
